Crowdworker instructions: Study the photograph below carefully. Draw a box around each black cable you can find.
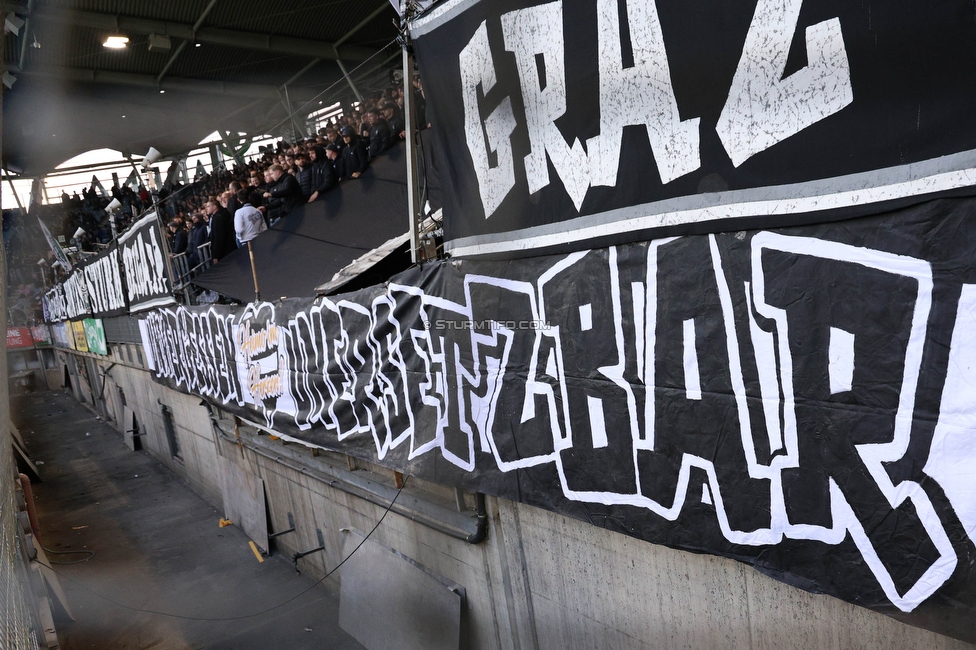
[41,547,96,565]
[34,475,408,622]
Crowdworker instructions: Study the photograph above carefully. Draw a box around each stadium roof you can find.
[2,0,402,176]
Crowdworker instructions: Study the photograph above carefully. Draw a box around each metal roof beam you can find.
[20,67,320,101]
[36,8,381,62]
[157,0,221,84]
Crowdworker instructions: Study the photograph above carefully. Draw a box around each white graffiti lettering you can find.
[461,0,851,215]
[142,234,974,612]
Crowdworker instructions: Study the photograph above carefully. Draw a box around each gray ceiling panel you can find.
[1,0,403,176]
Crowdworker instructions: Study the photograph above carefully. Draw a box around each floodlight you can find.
[103,35,129,49]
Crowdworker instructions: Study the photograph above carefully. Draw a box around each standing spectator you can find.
[307,145,337,202]
[168,220,188,256]
[226,182,243,215]
[262,164,304,220]
[364,108,391,160]
[187,212,208,268]
[382,102,405,141]
[325,143,344,181]
[340,127,369,179]
[234,191,268,244]
[206,198,237,263]
[325,127,345,152]
[294,153,314,199]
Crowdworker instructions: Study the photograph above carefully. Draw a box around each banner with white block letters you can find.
[140,197,976,640]
[411,0,976,258]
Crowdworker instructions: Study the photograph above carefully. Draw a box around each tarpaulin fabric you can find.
[139,196,976,641]
[410,0,976,258]
[191,139,439,302]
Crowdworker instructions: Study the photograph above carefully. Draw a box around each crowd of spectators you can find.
[158,78,426,273]
[10,76,427,314]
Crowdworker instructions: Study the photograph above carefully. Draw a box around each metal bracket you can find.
[292,528,325,573]
[269,512,296,539]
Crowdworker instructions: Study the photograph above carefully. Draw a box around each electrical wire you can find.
[263,37,401,137]
[34,475,408,622]
[41,547,96,565]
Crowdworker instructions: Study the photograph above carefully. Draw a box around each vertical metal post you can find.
[247,241,261,302]
[283,85,304,141]
[403,43,422,264]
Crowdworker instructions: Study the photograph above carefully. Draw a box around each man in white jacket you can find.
[234,191,268,244]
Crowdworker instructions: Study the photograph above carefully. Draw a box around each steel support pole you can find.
[330,2,389,104]
[157,0,220,84]
[335,57,363,103]
[403,45,422,264]
[282,85,304,140]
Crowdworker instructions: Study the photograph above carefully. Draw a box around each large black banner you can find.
[42,285,68,323]
[118,212,175,313]
[80,242,128,318]
[140,198,976,640]
[61,270,90,321]
[43,240,129,321]
[411,0,976,257]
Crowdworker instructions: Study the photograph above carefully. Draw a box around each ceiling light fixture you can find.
[103,35,129,49]
[195,42,201,48]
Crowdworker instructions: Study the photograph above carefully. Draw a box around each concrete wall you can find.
[57,347,974,650]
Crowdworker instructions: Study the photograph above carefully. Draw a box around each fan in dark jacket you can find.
[364,108,392,160]
[339,127,369,179]
[307,145,337,202]
[262,164,305,219]
[168,220,188,255]
[294,152,315,199]
[206,199,238,263]
[382,102,405,140]
[325,143,344,181]
[187,212,209,268]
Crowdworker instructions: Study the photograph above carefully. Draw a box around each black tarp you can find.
[140,195,976,642]
[192,140,438,302]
